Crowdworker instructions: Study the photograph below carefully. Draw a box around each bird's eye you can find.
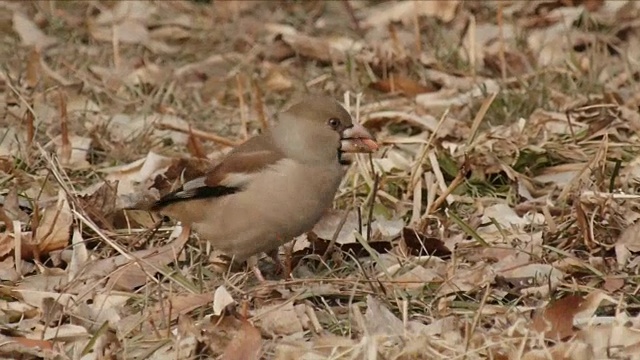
[327,118,341,129]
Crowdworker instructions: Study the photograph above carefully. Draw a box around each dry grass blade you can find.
[154,122,240,147]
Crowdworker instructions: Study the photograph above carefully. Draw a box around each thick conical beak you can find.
[340,123,379,153]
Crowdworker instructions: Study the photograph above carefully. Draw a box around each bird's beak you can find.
[340,123,379,153]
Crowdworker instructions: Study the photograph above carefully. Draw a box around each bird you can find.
[149,95,378,279]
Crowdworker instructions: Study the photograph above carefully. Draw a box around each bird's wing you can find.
[150,134,284,210]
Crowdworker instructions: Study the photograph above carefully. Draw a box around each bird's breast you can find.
[196,159,344,260]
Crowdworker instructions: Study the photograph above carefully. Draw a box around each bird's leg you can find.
[283,243,293,278]
[266,249,284,276]
[246,255,266,282]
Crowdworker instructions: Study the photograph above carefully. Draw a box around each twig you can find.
[58,90,71,164]
[112,24,121,70]
[428,160,469,214]
[412,1,422,55]
[409,108,450,188]
[341,0,364,37]
[154,122,240,147]
[26,47,40,89]
[235,74,248,140]
[497,3,507,81]
[321,206,353,262]
[186,125,207,158]
[25,102,35,151]
[468,92,498,147]
[463,284,491,359]
[565,110,577,144]
[252,79,269,130]
[469,14,477,80]
[366,173,380,242]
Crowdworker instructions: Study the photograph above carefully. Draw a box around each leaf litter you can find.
[2,0,640,359]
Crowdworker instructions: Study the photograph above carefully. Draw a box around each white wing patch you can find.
[219,172,256,188]
[173,189,198,199]
[183,177,206,191]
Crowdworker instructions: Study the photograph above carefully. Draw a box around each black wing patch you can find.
[150,185,240,211]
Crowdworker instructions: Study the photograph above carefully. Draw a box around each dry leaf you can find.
[532,295,584,340]
[401,227,451,256]
[370,75,435,97]
[602,277,624,292]
[40,324,88,341]
[0,128,27,157]
[103,151,173,197]
[67,229,88,281]
[0,257,20,281]
[361,0,460,27]
[149,336,198,360]
[0,335,53,355]
[498,264,565,295]
[33,190,72,256]
[311,209,361,244]
[89,1,154,45]
[12,12,57,50]
[105,113,189,145]
[76,180,119,230]
[221,320,262,360]
[364,295,404,336]
[213,285,236,316]
[54,135,92,169]
[617,221,640,252]
[78,226,190,291]
[278,33,362,64]
[265,67,293,92]
[255,302,303,336]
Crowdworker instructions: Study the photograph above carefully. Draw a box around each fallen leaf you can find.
[415,79,500,111]
[617,221,640,252]
[88,1,156,45]
[12,12,57,50]
[53,135,92,169]
[0,257,20,281]
[370,75,435,97]
[40,324,88,341]
[107,242,188,290]
[67,229,88,281]
[402,227,451,256]
[278,33,362,64]
[479,203,545,235]
[311,209,361,244]
[78,226,190,291]
[264,67,293,92]
[149,335,198,360]
[76,181,119,230]
[102,151,173,197]
[532,295,583,340]
[364,295,404,336]
[603,277,624,292]
[33,190,73,256]
[393,265,442,289]
[105,113,190,145]
[221,320,262,360]
[213,285,236,316]
[254,301,303,336]
[0,127,27,158]
[498,264,565,295]
[361,0,460,27]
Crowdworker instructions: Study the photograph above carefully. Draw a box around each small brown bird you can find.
[150,96,378,278]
